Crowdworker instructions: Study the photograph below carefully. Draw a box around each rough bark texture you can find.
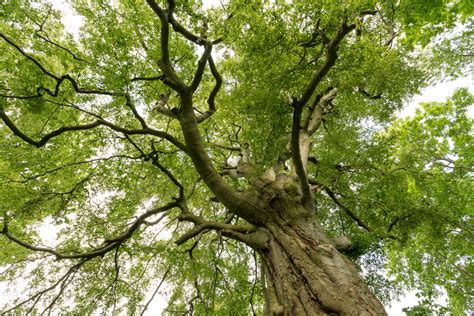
[237,178,386,315]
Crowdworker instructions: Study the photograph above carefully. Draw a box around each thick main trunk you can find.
[256,217,387,315]
[248,194,386,316]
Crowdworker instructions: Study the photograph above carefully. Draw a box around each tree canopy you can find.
[0,0,472,314]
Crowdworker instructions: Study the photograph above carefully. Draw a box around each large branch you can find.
[190,44,213,92]
[1,33,166,140]
[1,32,118,97]
[290,20,355,212]
[298,21,355,107]
[143,1,264,223]
[0,106,101,148]
[302,87,338,136]
[1,201,179,260]
[175,212,261,247]
[179,99,263,223]
[196,55,221,123]
[0,105,187,151]
[145,0,187,94]
[1,32,58,80]
[101,121,187,152]
[290,101,314,212]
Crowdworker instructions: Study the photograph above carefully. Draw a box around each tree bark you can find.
[245,182,387,315]
[259,224,386,315]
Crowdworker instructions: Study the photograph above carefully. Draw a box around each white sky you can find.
[1,0,472,315]
[400,76,474,118]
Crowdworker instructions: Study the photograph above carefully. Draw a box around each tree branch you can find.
[1,202,179,260]
[290,100,314,212]
[1,32,58,80]
[125,94,148,129]
[323,186,371,231]
[145,0,187,94]
[131,74,165,82]
[190,44,212,92]
[289,20,355,212]
[5,155,141,184]
[303,88,338,136]
[1,32,121,97]
[299,20,355,107]
[196,55,221,123]
[140,266,171,316]
[145,0,263,224]
[2,258,89,314]
[150,155,185,200]
[35,31,87,62]
[0,106,101,148]
[175,212,256,245]
[0,105,187,152]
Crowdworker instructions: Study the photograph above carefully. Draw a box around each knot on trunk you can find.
[330,235,352,251]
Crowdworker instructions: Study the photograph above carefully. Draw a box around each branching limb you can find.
[190,44,212,92]
[150,155,185,200]
[1,202,179,260]
[40,263,81,315]
[298,20,355,107]
[2,32,117,97]
[3,155,140,184]
[145,0,187,94]
[131,74,165,82]
[121,136,186,201]
[35,31,87,62]
[1,32,58,80]
[24,4,87,62]
[145,0,261,224]
[196,56,222,124]
[302,88,338,136]
[140,266,172,316]
[100,122,186,153]
[175,212,257,246]
[125,94,148,129]
[289,20,355,212]
[0,106,101,148]
[1,33,169,142]
[322,186,371,232]
[290,100,314,212]
[1,258,89,314]
[166,0,201,45]
[0,105,187,152]
[314,181,400,240]
[302,90,324,131]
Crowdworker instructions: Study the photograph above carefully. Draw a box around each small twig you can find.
[140,266,172,315]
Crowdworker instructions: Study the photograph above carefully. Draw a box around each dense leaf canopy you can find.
[0,0,472,314]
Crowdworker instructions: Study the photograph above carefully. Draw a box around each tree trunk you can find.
[248,182,387,315]
[177,95,387,315]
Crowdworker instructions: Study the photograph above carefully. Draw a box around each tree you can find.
[0,0,472,314]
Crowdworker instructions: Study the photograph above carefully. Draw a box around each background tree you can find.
[0,0,472,314]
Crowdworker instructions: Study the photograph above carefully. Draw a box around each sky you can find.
[1,0,472,315]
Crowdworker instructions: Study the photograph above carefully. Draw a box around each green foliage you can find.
[0,0,472,314]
